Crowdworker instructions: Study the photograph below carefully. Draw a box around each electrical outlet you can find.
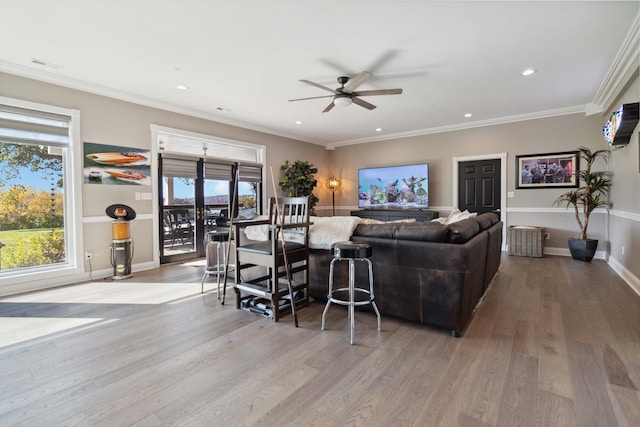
[85,251,92,260]
[544,233,551,240]
[621,246,625,255]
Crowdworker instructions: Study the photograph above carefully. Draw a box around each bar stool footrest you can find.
[328,287,375,306]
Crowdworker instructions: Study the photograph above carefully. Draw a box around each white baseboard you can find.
[607,256,640,297]
[86,261,157,281]
[543,246,607,260]
[0,261,159,298]
[543,246,570,257]
[540,246,639,297]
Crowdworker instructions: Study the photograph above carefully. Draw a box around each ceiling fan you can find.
[288,71,403,113]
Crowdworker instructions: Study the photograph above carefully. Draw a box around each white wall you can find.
[606,76,640,294]
[1,70,638,296]
[331,80,640,293]
[0,72,328,295]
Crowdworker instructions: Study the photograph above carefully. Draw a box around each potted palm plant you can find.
[553,146,612,262]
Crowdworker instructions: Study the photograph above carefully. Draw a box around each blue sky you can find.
[169,179,254,199]
[170,179,228,199]
[1,165,59,193]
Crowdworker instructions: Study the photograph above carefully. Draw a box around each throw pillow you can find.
[446,209,477,224]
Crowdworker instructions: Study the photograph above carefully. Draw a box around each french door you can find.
[160,156,203,264]
[159,155,261,264]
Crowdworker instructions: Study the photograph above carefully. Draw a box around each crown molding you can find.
[0,61,591,148]
[4,13,637,152]
[0,60,315,146]
[330,105,587,147]
[588,13,640,116]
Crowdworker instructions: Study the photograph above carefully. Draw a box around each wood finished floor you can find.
[0,253,639,426]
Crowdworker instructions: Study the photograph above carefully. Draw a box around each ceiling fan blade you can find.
[352,97,377,111]
[322,101,335,113]
[351,88,403,97]
[343,71,372,93]
[288,95,334,102]
[300,80,337,94]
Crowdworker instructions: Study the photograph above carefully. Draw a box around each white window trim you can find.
[0,96,83,294]
[150,124,266,266]
[153,124,265,164]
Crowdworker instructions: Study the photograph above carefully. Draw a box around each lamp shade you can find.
[326,176,341,192]
[333,95,352,107]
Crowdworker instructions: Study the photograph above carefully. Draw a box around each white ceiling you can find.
[1,1,639,148]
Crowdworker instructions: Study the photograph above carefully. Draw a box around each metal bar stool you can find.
[201,228,234,297]
[321,241,381,344]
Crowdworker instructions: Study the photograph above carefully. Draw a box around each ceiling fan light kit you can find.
[333,95,352,107]
[289,71,403,113]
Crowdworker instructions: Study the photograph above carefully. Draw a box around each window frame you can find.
[151,124,266,266]
[0,96,84,292]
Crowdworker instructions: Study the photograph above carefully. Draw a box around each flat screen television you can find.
[358,163,429,209]
[602,102,639,148]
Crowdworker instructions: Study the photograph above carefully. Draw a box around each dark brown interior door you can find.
[458,159,501,216]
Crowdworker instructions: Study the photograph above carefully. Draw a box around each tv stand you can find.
[351,209,439,222]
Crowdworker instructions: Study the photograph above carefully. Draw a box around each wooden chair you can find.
[232,197,311,322]
[169,209,194,246]
[162,211,180,248]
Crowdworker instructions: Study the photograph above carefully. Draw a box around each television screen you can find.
[603,102,639,147]
[358,163,429,209]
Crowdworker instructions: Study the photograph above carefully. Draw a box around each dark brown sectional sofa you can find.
[309,212,503,336]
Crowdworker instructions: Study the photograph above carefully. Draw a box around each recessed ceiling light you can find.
[521,69,536,76]
[176,84,188,90]
[375,128,382,132]
[464,113,473,118]
[295,121,303,125]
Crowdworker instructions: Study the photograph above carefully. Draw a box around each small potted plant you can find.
[279,160,319,215]
[553,146,612,262]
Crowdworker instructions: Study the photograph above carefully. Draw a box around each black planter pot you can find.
[568,238,598,262]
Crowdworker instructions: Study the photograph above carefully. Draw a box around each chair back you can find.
[163,211,175,231]
[268,197,310,244]
[172,209,192,224]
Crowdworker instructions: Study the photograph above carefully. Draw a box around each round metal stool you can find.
[201,228,234,297]
[321,241,381,344]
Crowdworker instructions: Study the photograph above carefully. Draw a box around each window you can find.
[153,124,265,217]
[153,125,265,264]
[237,164,262,217]
[0,97,82,284]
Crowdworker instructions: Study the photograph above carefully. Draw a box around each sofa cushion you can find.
[394,222,450,242]
[473,212,500,230]
[473,214,493,230]
[485,212,500,225]
[353,223,400,239]
[448,218,480,243]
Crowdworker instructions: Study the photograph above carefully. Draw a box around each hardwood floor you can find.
[0,253,638,426]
